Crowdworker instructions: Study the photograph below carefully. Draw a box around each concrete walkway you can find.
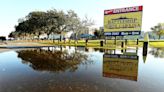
[0,42,54,49]
[0,48,11,53]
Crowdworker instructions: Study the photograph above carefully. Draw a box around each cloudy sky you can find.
[0,0,163,36]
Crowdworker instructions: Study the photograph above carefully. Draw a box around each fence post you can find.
[100,41,103,47]
[137,39,139,45]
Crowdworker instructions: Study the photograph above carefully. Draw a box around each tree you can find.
[11,9,94,42]
[72,16,95,41]
[94,29,103,39]
[8,32,15,38]
[149,48,164,58]
[151,23,164,39]
[26,11,47,39]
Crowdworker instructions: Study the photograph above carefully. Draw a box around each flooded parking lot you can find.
[0,46,164,92]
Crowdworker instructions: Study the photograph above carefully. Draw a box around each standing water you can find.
[0,46,164,92]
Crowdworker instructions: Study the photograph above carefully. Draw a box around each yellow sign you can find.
[104,6,143,36]
[103,54,139,81]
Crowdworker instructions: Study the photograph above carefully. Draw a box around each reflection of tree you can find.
[17,49,92,72]
[149,48,164,58]
[93,48,104,52]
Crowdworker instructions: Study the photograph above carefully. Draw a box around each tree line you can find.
[8,9,94,41]
[8,8,164,41]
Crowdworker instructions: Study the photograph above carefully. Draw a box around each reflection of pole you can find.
[105,36,107,45]
[60,46,62,51]
[143,33,149,56]
[114,36,117,45]
[137,39,139,45]
[75,46,77,52]
[100,48,104,52]
[121,41,124,48]
[121,48,123,53]
[125,39,127,45]
[114,49,116,54]
[143,56,147,63]
[64,37,66,44]
[121,41,124,53]
[86,39,88,46]
[60,34,62,42]
[100,40,103,47]
[85,47,88,52]
[143,42,148,56]
[136,47,138,54]
[48,47,50,51]
[53,33,55,43]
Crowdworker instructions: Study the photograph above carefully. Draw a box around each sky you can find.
[0,0,163,37]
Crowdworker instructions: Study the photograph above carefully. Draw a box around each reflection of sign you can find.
[104,6,143,36]
[103,54,139,81]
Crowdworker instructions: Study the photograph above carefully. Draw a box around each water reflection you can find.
[1,47,164,92]
[149,48,164,58]
[103,50,139,81]
[76,46,105,52]
[17,48,93,72]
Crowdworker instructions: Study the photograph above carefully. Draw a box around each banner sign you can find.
[104,6,143,36]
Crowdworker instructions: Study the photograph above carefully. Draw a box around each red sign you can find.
[104,6,143,15]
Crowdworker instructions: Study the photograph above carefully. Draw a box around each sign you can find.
[104,6,143,36]
[103,54,139,81]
